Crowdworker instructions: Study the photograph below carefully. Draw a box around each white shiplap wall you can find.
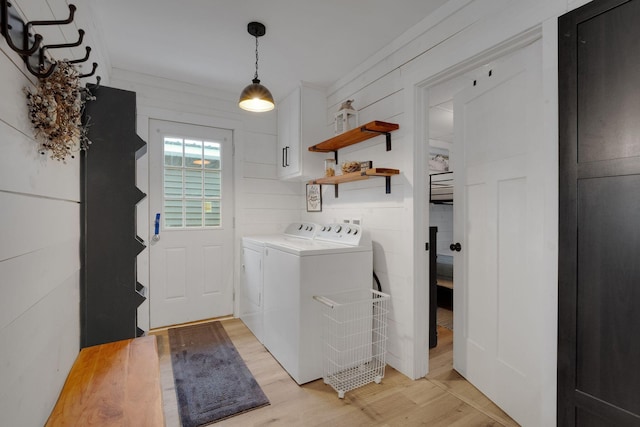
[0,0,107,425]
[109,68,299,329]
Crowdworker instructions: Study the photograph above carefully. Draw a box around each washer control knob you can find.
[347,228,352,234]
[354,229,358,235]
[298,224,303,230]
[327,226,331,231]
[321,226,326,231]
[336,225,342,233]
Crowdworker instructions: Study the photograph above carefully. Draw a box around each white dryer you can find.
[240,223,318,343]
[262,223,372,384]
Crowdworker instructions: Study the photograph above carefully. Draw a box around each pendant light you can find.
[238,22,275,112]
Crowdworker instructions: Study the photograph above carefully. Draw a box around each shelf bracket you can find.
[385,176,391,194]
[317,183,339,198]
[361,126,392,151]
[333,150,338,163]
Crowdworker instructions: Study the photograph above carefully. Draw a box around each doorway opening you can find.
[416,29,543,379]
[415,29,549,426]
[425,73,473,377]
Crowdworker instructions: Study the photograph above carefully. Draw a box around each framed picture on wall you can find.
[429,147,450,172]
[306,184,322,212]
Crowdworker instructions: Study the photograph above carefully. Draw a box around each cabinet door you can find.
[276,93,290,178]
[277,87,301,179]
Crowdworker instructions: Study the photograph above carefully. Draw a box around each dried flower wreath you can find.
[25,61,95,162]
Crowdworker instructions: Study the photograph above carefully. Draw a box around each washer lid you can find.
[242,234,287,247]
[265,238,371,256]
[242,222,318,245]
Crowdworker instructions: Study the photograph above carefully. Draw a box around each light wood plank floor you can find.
[151,319,519,426]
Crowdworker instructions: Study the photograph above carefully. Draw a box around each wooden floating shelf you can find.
[309,121,399,153]
[310,168,400,197]
[311,168,399,185]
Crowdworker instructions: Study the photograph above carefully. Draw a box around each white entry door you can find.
[149,120,234,328]
[452,40,548,426]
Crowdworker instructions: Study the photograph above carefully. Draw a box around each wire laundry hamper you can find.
[313,289,390,398]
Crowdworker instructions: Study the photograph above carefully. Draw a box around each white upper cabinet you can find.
[276,83,327,180]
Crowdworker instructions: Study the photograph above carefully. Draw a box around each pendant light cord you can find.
[254,36,260,81]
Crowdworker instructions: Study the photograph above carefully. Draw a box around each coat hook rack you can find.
[25,28,85,78]
[25,4,75,28]
[69,46,90,64]
[79,62,97,78]
[0,1,99,79]
[41,28,85,55]
[0,0,42,55]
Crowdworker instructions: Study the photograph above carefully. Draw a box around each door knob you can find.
[450,242,462,252]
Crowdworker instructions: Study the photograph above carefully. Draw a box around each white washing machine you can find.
[261,223,372,384]
[240,223,318,343]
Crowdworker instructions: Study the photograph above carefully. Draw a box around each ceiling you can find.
[90,0,450,102]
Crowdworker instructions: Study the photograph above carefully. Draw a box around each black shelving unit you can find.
[80,85,147,348]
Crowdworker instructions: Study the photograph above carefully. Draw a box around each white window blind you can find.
[163,137,222,228]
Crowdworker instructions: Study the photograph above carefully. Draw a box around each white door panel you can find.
[453,40,545,426]
[149,120,234,328]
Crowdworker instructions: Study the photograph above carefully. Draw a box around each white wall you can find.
[0,0,107,425]
[109,69,298,329]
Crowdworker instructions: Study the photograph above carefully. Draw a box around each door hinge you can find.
[425,242,429,251]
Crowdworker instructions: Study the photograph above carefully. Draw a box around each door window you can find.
[163,137,222,228]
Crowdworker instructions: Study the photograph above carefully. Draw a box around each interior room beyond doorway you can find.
[426,72,472,365]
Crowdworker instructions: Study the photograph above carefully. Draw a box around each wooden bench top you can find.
[45,335,164,427]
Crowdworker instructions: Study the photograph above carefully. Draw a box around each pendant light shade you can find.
[239,78,275,112]
[239,22,275,112]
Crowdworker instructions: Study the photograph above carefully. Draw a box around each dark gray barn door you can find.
[559,1,640,425]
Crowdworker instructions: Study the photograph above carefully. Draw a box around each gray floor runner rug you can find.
[168,322,269,427]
